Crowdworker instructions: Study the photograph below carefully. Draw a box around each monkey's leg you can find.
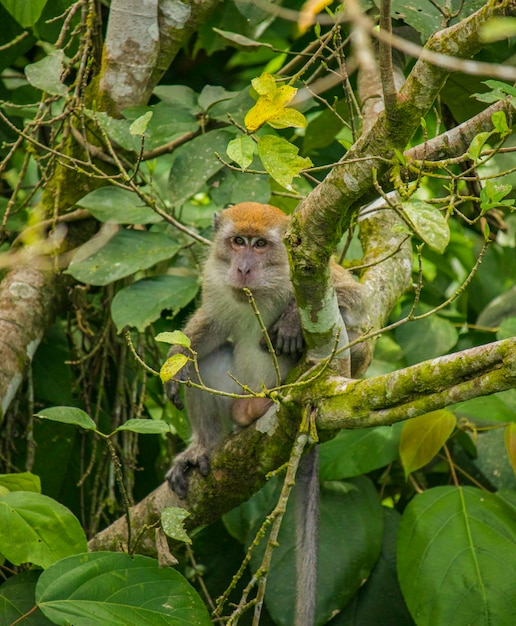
[167,345,237,498]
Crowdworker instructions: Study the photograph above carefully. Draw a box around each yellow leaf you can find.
[268,107,307,130]
[251,73,277,96]
[400,410,456,479]
[504,423,516,476]
[299,0,333,34]
[160,353,189,383]
[245,74,300,132]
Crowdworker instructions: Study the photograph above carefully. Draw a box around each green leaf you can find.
[210,169,271,207]
[390,0,485,41]
[198,85,235,111]
[479,180,515,212]
[473,429,516,491]
[240,477,383,625]
[474,80,516,103]
[129,111,153,136]
[0,472,41,493]
[319,424,402,479]
[0,571,47,625]
[153,85,198,109]
[401,200,450,253]
[66,230,180,286]
[398,487,516,626]
[1,0,48,27]
[36,552,211,625]
[337,509,413,626]
[168,129,234,207]
[25,50,67,97]
[35,406,97,431]
[0,492,87,569]
[505,423,516,476]
[0,570,52,626]
[477,285,516,327]
[481,17,516,42]
[400,410,456,478]
[115,419,172,435]
[395,309,458,365]
[498,317,516,341]
[111,275,199,332]
[257,134,312,190]
[467,131,492,161]
[161,507,192,544]
[86,111,140,152]
[155,331,192,348]
[227,135,255,169]
[491,110,510,137]
[160,354,190,383]
[212,28,274,49]
[76,187,163,224]
[452,390,516,425]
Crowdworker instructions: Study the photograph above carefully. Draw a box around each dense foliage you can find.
[0,1,515,625]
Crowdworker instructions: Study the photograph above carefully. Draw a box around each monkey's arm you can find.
[264,264,372,376]
[263,298,304,356]
[165,308,227,409]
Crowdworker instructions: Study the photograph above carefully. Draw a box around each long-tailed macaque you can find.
[165,202,371,626]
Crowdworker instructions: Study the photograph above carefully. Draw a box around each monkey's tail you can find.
[294,447,319,626]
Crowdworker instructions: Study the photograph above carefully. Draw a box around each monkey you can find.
[165,202,371,625]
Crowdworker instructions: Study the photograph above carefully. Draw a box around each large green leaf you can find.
[1,0,48,27]
[389,0,486,41]
[76,187,163,224]
[335,509,413,626]
[0,492,87,569]
[395,308,458,365]
[398,486,516,626]
[66,229,180,286]
[168,129,233,207]
[249,477,383,626]
[0,571,49,625]
[452,389,516,424]
[210,168,271,206]
[319,424,402,479]
[0,472,41,493]
[36,552,211,625]
[111,275,199,332]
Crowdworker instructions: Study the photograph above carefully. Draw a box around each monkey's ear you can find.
[213,211,221,230]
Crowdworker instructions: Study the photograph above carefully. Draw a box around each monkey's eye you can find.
[232,236,246,246]
[254,238,267,248]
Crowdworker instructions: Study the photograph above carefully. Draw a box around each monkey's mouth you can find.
[231,287,252,301]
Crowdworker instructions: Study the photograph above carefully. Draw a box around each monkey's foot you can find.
[166,445,210,499]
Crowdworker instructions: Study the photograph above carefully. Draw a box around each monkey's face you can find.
[226,231,288,292]
[211,203,291,297]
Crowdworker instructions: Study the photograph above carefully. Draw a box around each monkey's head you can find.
[209,202,291,296]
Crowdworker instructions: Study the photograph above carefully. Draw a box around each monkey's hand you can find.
[166,443,210,499]
[164,347,192,411]
[262,298,304,356]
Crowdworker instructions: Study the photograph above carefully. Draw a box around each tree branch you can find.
[315,337,516,429]
[90,334,516,554]
[286,0,515,357]
[0,267,65,420]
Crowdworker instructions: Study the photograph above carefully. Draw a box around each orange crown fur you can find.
[219,202,289,235]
